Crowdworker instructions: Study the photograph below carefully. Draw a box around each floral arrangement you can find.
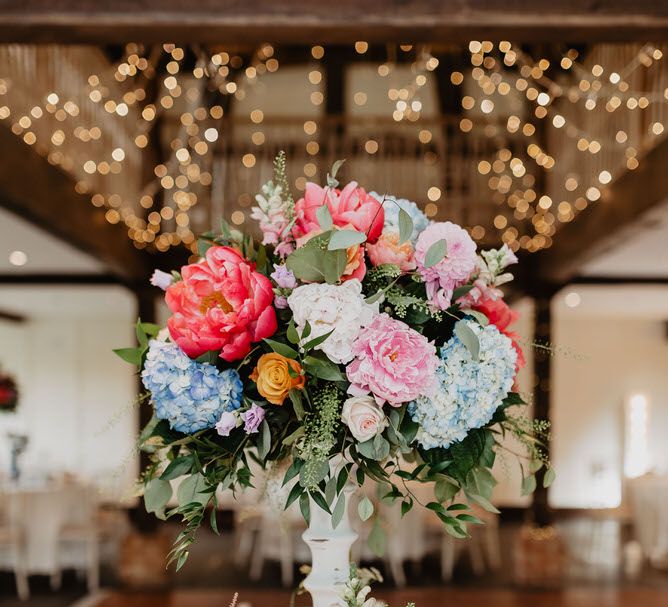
[116,153,551,570]
[0,369,18,413]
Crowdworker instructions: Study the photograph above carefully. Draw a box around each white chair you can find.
[0,491,29,600]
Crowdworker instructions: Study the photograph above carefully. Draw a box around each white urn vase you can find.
[302,480,358,607]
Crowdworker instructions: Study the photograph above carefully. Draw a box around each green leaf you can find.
[423,238,448,268]
[160,456,194,481]
[289,389,305,420]
[328,229,367,251]
[327,159,346,187]
[144,479,172,517]
[210,507,220,535]
[337,465,351,493]
[302,356,346,381]
[452,285,474,300]
[521,474,537,496]
[283,426,304,446]
[177,473,210,507]
[543,468,556,488]
[368,519,387,557]
[332,493,346,529]
[300,459,329,488]
[195,350,219,364]
[331,158,346,180]
[285,231,347,284]
[454,320,480,361]
[461,309,490,326]
[301,329,334,352]
[287,320,300,344]
[310,490,331,514]
[113,347,143,366]
[197,239,213,258]
[398,207,414,244]
[325,476,337,506]
[316,205,333,231]
[435,479,460,503]
[285,482,304,510]
[299,492,311,525]
[466,492,500,514]
[263,338,299,359]
[401,499,414,517]
[365,290,385,305]
[357,435,390,461]
[257,420,271,459]
[358,496,374,522]
[282,458,304,486]
[139,322,162,337]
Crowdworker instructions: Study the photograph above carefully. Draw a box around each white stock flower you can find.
[287,279,377,364]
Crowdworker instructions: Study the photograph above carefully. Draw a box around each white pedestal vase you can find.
[302,485,358,607]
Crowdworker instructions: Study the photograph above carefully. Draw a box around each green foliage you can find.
[423,238,448,268]
[285,231,347,283]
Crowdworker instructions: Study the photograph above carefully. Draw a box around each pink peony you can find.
[293,181,384,243]
[415,222,477,310]
[366,230,416,272]
[346,313,439,406]
[166,246,277,362]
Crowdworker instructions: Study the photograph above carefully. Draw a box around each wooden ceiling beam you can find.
[0,125,155,284]
[0,1,667,44]
[531,137,668,285]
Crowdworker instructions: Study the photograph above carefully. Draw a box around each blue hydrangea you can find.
[408,320,516,449]
[371,193,430,243]
[141,340,243,434]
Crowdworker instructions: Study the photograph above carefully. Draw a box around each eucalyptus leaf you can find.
[177,473,210,508]
[331,158,346,180]
[257,420,271,459]
[288,389,305,420]
[543,468,556,488]
[144,479,172,518]
[316,205,334,231]
[358,496,374,522]
[466,492,500,514]
[423,239,448,268]
[521,474,537,496]
[160,456,194,481]
[328,229,367,251]
[368,519,387,556]
[435,479,460,503]
[332,493,346,529]
[454,320,480,361]
[461,309,490,326]
[398,207,414,244]
[299,492,311,525]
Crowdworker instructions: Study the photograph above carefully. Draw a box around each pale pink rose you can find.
[415,222,477,310]
[341,396,388,442]
[366,230,416,272]
[346,313,439,406]
[293,181,384,243]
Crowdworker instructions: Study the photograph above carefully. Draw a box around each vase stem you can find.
[302,485,357,607]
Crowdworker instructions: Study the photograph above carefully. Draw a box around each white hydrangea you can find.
[409,320,517,449]
[287,279,378,364]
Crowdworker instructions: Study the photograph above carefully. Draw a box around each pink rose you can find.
[166,246,277,362]
[341,396,388,442]
[346,313,439,406]
[366,230,416,272]
[415,222,477,310]
[293,181,384,243]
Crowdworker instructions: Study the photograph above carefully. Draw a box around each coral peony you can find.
[473,298,525,371]
[346,313,439,406]
[415,222,477,310]
[293,181,384,243]
[366,230,416,272]
[250,352,305,405]
[166,246,277,362]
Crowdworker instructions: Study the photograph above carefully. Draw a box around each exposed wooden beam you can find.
[0,273,123,285]
[533,137,668,284]
[570,275,668,285]
[0,308,26,323]
[0,125,154,284]
[0,1,667,44]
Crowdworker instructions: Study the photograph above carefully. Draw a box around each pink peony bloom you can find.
[415,222,477,310]
[293,181,384,243]
[166,246,278,362]
[473,298,526,372]
[346,313,439,406]
[366,230,416,272]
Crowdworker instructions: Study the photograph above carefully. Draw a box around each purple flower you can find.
[150,269,173,291]
[270,264,297,289]
[215,411,240,437]
[274,295,289,309]
[242,403,265,434]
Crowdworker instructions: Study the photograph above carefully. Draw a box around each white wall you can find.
[550,286,668,509]
[0,286,138,502]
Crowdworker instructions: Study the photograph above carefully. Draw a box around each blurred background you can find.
[0,2,667,606]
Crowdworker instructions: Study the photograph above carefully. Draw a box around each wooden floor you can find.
[89,587,668,607]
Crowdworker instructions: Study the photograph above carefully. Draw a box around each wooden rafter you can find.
[0,1,667,44]
[0,125,154,284]
[532,137,668,284]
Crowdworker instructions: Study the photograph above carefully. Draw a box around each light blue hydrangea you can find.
[408,320,516,449]
[141,340,243,434]
[371,193,430,243]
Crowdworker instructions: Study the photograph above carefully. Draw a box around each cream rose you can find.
[341,396,388,443]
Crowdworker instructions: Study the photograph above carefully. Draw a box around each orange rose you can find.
[250,353,305,405]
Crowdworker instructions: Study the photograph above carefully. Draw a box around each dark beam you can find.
[570,275,668,285]
[533,137,668,284]
[0,126,154,284]
[0,309,26,323]
[0,1,667,44]
[0,273,122,285]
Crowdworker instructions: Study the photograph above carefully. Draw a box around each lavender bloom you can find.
[150,269,173,291]
[270,264,298,289]
[242,403,265,434]
[215,411,240,437]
